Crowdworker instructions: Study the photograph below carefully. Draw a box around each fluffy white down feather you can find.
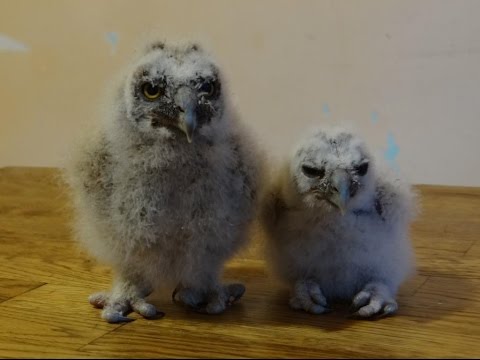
[64,41,263,322]
[261,126,418,317]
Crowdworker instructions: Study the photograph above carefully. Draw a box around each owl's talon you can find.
[227,283,246,302]
[350,283,398,319]
[89,291,109,309]
[351,290,371,312]
[383,303,398,315]
[131,299,158,318]
[173,283,245,314]
[289,279,330,314]
[172,284,183,303]
[89,290,161,323]
[101,310,134,323]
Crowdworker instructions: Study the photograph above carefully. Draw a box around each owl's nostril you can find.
[176,106,185,113]
[332,186,339,193]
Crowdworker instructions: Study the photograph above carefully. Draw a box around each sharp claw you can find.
[348,307,373,319]
[144,310,166,319]
[348,305,396,320]
[307,304,330,314]
[227,283,246,302]
[372,304,397,319]
[347,311,366,320]
[290,281,332,314]
[91,289,162,322]
[383,303,398,315]
[132,301,158,318]
[193,306,209,314]
[349,304,360,313]
[351,291,371,311]
[370,313,387,320]
[89,292,109,309]
[350,307,386,320]
[172,284,183,303]
[349,286,397,320]
[173,284,244,314]
[102,311,134,323]
[312,297,328,307]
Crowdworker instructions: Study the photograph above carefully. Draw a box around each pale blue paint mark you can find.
[384,132,400,169]
[371,111,379,124]
[105,32,119,55]
[322,103,330,116]
[0,34,29,52]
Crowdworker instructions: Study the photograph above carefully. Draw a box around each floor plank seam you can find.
[0,282,47,305]
[2,170,480,357]
[462,240,477,256]
[411,276,430,296]
[76,323,128,352]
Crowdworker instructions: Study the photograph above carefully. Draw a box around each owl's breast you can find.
[110,156,250,248]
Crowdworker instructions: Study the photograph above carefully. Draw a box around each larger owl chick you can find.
[261,127,417,318]
[64,41,263,322]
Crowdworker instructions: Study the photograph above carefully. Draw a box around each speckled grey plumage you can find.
[64,41,263,322]
[260,127,417,318]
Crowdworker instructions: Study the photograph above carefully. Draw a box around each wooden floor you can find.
[0,167,479,358]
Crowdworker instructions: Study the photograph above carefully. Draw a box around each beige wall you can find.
[1,0,479,186]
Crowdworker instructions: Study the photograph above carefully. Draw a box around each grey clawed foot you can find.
[88,291,164,323]
[172,283,246,314]
[349,283,398,319]
[289,279,331,314]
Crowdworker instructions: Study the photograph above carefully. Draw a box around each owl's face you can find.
[123,43,224,143]
[292,129,375,213]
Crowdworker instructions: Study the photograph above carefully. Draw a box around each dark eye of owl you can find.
[301,165,326,179]
[198,81,216,98]
[142,83,162,100]
[355,162,369,176]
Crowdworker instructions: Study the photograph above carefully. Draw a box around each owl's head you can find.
[122,41,226,143]
[291,128,376,213]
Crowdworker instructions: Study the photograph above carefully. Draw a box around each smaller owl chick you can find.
[261,127,417,318]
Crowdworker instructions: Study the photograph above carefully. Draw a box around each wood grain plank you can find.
[465,240,480,258]
[0,167,479,358]
[0,278,45,303]
[0,341,101,359]
[81,282,480,359]
[0,283,121,358]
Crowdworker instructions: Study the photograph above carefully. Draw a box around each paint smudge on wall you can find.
[322,103,330,116]
[371,111,379,124]
[105,32,119,55]
[0,34,29,52]
[384,132,400,169]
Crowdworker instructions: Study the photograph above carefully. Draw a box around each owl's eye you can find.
[142,83,162,100]
[302,165,325,179]
[355,162,369,176]
[198,81,216,97]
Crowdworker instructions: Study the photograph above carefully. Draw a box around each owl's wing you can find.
[227,128,264,204]
[65,131,114,211]
[374,173,418,226]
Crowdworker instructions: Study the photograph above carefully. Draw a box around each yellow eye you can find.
[142,83,162,100]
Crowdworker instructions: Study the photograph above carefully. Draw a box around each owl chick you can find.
[65,41,262,322]
[261,127,416,318]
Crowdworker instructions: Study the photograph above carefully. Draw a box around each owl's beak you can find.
[328,170,350,215]
[175,87,197,143]
[177,108,197,143]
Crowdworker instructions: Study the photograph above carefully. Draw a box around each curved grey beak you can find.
[175,87,197,143]
[329,169,350,215]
